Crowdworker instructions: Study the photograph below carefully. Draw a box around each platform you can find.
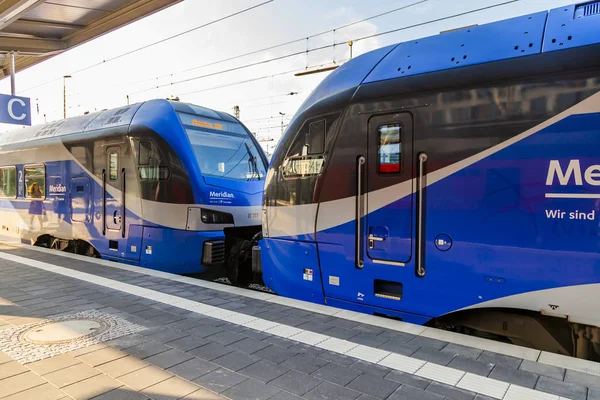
[0,243,598,400]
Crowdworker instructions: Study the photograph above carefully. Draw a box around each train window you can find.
[139,166,170,180]
[307,120,325,154]
[109,152,118,181]
[139,141,151,165]
[282,156,325,178]
[24,165,46,199]
[378,124,402,174]
[0,167,16,198]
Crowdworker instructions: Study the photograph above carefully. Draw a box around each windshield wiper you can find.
[245,143,261,181]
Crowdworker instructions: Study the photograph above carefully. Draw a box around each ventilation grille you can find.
[34,121,65,137]
[575,1,600,18]
[202,241,225,266]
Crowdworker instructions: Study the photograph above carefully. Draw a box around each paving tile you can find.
[90,388,150,400]
[165,319,205,332]
[350,360,392,378]
[535,376,588,400]
[205,330,246,346]
[489,364,539,389]
[305,381,361,400]
[117,365,173,391]
[238,359,289,383]
[589,388,600,400]
[357,395,380,400]
[388,384,445,400]
[411,347,455,366]
[78,347,129,367]
[426,381,477,400]
[288,343,326,358]
[189,342,235,361]
[263,336,298,349]
[323,326,360,340]
[193,368,247,394]
[143,348,194,370]
[441,343,483,360]
[253,345,298,364]
[145,329,189,344]
[167,357,218,381]
[69,343,109,357]
[477,351,522,369]
[351,333,389,348]
[281,354,329,374]
[44,363,101,388]
[62,374,122,400]
[228,337,270,354]
[241,329,271,341]
[27,354,83,376]
[122,341,171,359]
[317,351,356,367]
[104,334,148,350]
[311,362,361,386]
[378,339,420,356]
[213,350,259,372]
[166,335,208,352]
[270,369,322,396]
[448,356,495,377]
[519,360,565,381]
[0,351,14,365]
[1,383,65,400]
[222,378,281,400]
[140,376,199,400]
[407,336,448,350]
[96,356,150,379]
[385,370,432,389]
[565,370,600,390]
[347,373,400,399]
[0,360,29,379]
[297,321,336,334]
[188,324,225,339]
[182,388,223,399]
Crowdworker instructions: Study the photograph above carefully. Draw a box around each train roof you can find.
[0,99,238,148]
[296,1,600,116]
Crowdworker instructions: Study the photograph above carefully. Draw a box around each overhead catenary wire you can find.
[167,0,519,104]
[19,0,275,94]
[133,0,429,84]
[130,0,520,99]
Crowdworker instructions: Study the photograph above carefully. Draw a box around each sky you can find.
[0,0,577,154]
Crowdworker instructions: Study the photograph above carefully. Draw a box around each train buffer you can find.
[0,242,598,400]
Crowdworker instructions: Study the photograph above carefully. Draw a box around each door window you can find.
[109,152,119,181]
[378,124,402,174]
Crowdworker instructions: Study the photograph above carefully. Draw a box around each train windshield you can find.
[180,114,265,181]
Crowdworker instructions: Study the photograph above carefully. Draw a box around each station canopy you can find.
[0,0,181,79]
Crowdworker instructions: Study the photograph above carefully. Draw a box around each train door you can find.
[364,113,414,265]
[104,146,125,252]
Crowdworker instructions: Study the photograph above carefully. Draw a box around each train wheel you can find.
[226,239,253,287]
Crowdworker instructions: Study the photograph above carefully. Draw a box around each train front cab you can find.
[259,2,600,360]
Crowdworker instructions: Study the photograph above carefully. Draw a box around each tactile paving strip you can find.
[0,309,146,364]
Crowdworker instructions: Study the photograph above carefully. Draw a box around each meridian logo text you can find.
[546,160,600,186]
[209,191,235,199]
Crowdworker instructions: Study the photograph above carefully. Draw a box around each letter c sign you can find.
[0,94,31,126]
[8,98,26,121]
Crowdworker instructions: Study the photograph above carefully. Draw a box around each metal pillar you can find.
[10,52,16,95]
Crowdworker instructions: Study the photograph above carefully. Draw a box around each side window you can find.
[378,124,402,174]
[307,120,325,155]
[0,167,17,198]
[24,165,46,199]
[137,140,170,181]
[109,152,118,181]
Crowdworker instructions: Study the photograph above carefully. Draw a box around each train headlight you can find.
[200,208,234,224]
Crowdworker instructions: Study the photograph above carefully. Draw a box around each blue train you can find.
[257,2,600,359]
[0,99,267,283]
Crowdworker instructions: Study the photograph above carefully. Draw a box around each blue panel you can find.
[260,238,325,304]
[543,2,600,53]
[364,12,547,84]
[0,94,31,126]
[140,226,223,274]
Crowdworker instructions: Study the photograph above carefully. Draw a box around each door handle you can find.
[113,210,121,224]
[368,234,385,249]
[356,156,366,269]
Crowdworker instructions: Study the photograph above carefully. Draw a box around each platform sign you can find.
[0,94,31,126]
